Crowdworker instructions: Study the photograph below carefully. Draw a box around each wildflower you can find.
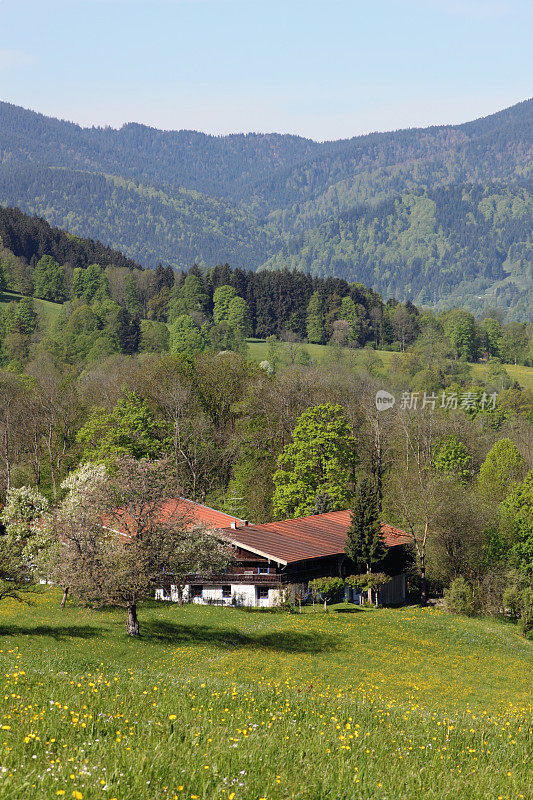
[169,714,177,720]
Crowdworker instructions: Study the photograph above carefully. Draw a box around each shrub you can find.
[345,572,389,605]
[444,576,478,616]
[503,575,533,638]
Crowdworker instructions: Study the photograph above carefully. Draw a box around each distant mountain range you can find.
[0,99,531,319]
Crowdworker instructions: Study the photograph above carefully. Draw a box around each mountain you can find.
[263,184,533,321]
[0,205,141,272]
[0,99,531,318]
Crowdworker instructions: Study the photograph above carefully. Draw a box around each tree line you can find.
[2,226,532,375]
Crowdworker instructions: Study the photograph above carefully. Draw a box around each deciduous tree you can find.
[51,458,231,635]
[477,439,527,503]
[273,403,356,518]
[309,576,344,611]
[76,391,168,466]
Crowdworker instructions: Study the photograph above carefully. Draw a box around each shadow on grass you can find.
[0,624,100,640]
[142,620,340,654]
[334,607,364,614]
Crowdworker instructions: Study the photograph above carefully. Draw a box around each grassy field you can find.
[470,362,533,392]
[247,340,533,391]
[0,592,531,800]
[247,340,396,368]
[0,291,62,328]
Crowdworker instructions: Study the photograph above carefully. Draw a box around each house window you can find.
[191,585,203,598]
[256,586,269,600]
[258,566,270,574]
[222,585,231,598]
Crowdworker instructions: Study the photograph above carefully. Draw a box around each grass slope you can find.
[0,291,62,328]
[0,591,531,800]
[246,341,533,392]
[247,340,396,367]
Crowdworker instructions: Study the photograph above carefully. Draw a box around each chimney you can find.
[231,521,238,529]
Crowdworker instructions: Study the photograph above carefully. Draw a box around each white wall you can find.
[156,579,404,607]
[230,584,256,607]
[156,583,282,608]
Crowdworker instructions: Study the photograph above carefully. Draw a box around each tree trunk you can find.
[60,587,69,608]
[420,562,427,607]
[177,586,183,606]
[366,564,372,605]
[126,603,140,636]
[323,598,327,612]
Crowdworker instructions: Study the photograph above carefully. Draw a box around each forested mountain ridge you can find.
[255,97,532,221]
[2,99,529,206]
[0,205,141,294]
[0,101,322,198]
[0,165,280,269]
[0,99,531,318]
[263,184,533,321]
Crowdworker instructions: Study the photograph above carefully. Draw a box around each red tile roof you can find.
[110,499,409,567]
[220,510,410,566]
[158,498,246,530]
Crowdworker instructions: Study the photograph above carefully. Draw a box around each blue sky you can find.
[0,0,531,140]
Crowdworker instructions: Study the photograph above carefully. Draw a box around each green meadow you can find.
[0,591,531,800]
[246,340,533,391]
[0,291,62,328]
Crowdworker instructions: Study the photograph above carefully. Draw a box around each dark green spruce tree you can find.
[344,477,386,603]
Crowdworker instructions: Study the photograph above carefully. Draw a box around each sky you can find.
[0,0,531,141]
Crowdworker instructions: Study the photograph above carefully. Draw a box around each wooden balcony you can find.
[187,572,283,586]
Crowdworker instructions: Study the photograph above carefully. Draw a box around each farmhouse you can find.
[155,500,411,607]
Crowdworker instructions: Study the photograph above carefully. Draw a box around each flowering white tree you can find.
[60,461,108,500]
[0,486,49,601]
[52,462,110,607]
[50,458,232,635]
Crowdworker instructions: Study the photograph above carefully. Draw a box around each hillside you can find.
[262,184,533,320]
[0,166,279,270]
[0,592,530,800]
[0,205,141,271]
[0,99,531,318]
